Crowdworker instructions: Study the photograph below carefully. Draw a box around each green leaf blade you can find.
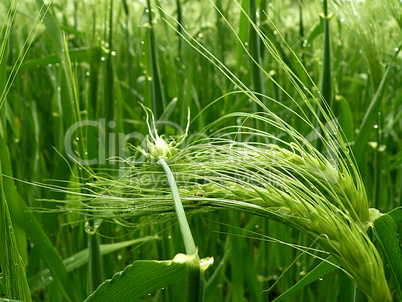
[0,161,31,302]
[373,214,402,297]
[84,254,188,302]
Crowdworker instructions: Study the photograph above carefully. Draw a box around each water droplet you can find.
[373,125,378,129]
[101,57,106,61]
[86,71,90,76]
[198,33,203,39]
[340,17,345,22]
[395,47,399,52]
[111,51,116,56]
[48,63,53,67]
[319,277,323,281]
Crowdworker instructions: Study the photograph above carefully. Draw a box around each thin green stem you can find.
[146,0,165,120]
[315,0,332,150]
[249,0,263,132]
[158,157,197,256]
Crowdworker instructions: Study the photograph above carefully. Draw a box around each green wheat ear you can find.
[172,135,390,301]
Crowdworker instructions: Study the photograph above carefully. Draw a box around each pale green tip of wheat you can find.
[136,105,187,162]
[146,136,178,161]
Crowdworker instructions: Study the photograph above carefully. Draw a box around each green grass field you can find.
[0,0,401,301]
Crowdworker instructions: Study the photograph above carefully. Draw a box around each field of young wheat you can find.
[0,0,401,301]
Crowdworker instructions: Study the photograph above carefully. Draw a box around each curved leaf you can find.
[84,254,189,302]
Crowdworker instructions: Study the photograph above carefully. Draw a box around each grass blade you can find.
[0,128,27,264]
[335,95,354,142]
[0,160,31,302]
[235,0,249,74]
[146,0,165,120]
[388,207,402,225]
[28,237,157,293]
[84,254,188,302]
[272,256,337,302]
[18,200,79,302]
[89,231,104,293]
[353,43,401,165]
[320,0,332,107]
[34,0,76,124]
[315,0,332,151]
[373,214,402,298]
[249,0,264,131]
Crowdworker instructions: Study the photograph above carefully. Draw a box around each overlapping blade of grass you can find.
[34,0,107,294]
[0,130,28,264]
[353,44,401,166]
[319,0,332,108]
[0,2,48,111]
[19,199,79,302]
[0,160,31,302]
[272,256,337,302]
[315,0,332,151]
[1,3,77,302]
[249,0,264,132]
[28,236,157,293]
[65,35,106,292]
[229,212,262,302]
[34,0,76,126]
[373,214,402,299]
[0,4,28,264]
[145,0,165,120]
